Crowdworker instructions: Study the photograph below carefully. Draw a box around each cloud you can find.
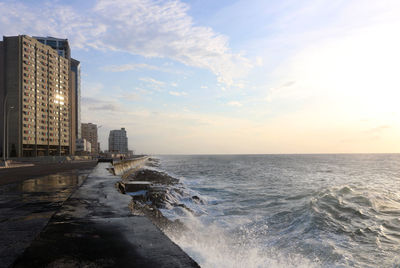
[101,63,162,72]
[101,63,184,74]
[91,103,120,111]
[0,0,251,86]
[281,81,296,88]
[93,0,252,86]
[169,91,187,96]
[120,93,141,101]
[82,97,121,112]
[263,80,298,102]
[139,77,165,87]
[227,101,243,107]
[364,125,391,134]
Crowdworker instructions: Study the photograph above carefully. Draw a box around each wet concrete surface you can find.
[12,163,199,268]
[0,168,95,268]
[0,161,97,186]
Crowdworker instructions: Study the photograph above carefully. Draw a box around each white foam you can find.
[165,213,318,268]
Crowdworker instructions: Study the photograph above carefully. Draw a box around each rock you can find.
[127,169,179,185]
[124,181,152,192]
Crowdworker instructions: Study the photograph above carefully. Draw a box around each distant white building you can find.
[76,138,91,154]
[108,128,128,153]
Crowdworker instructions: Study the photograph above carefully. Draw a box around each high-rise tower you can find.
[0,35,71,157]
[81,123,98,156]
[33,36,79,155]
[108,128,128,154]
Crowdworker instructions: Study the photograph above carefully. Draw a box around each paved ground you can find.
[11,162,199,267]
[0,166,95,268]
[0,161,98,186]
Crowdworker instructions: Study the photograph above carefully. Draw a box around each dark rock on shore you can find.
[146,158,160,167]
[128,169,179,185]
[121,168,197,234]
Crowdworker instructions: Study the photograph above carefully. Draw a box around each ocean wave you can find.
[305,185,400,266]
[137,156,400,267]
[138,160,317,267]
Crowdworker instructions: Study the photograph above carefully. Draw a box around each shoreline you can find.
[120,166,188,232]
[12,158,199,267]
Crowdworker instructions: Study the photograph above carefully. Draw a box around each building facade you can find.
[81,123,98,155]
[76,138,91,154]
[33,36,78,155]
[0,35,72,157]
[33,36,70,58]
[71,59,81,140]
[108,128,128,153]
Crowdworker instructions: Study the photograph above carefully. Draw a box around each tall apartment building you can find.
[108,128,128,153]
[33,36,70,58]
[0,35,72,157]
[81,123,98,155]
[33,36,79,155]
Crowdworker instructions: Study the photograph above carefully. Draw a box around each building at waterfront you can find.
[33,36,80,155]
[81,123,98,155]
[108,128,128,154]
[0,35,73,157]
[32,36,70,58]
[76,138,91,155]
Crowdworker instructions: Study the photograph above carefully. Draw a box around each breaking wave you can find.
[145,155,400,267]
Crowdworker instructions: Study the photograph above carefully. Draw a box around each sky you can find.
[1,0,400,154]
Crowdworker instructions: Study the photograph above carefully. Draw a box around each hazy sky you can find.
[1,0,400,154]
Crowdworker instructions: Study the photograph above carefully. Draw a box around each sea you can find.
[149,154,400,268]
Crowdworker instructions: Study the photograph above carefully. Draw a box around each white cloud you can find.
[102,63,162,72]
[82,97,121,112]
[120,93,141,101]
[169,91,187,96]
[227,101,243,107]
[139,77,165,87]
[92,0,252,86]
[170,82,178,87]
[0,0,251,86]
[101,63,185,74]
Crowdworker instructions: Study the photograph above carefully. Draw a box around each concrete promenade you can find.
[0,161,97,186]
[0,164,96,268]
[12,162,199,267]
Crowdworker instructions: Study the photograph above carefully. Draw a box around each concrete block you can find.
[124,181,152,192]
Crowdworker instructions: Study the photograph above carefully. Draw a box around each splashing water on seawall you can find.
[145,154,400,268]
[164,212,317,268]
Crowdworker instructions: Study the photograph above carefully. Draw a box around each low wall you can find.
[9,155,93,163]
[112,156,149,176]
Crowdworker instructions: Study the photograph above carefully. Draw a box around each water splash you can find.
[165,213,318,268]
[153,154,400,267]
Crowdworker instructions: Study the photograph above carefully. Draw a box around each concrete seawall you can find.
[112,156,149,176]
[13,160,199,267]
